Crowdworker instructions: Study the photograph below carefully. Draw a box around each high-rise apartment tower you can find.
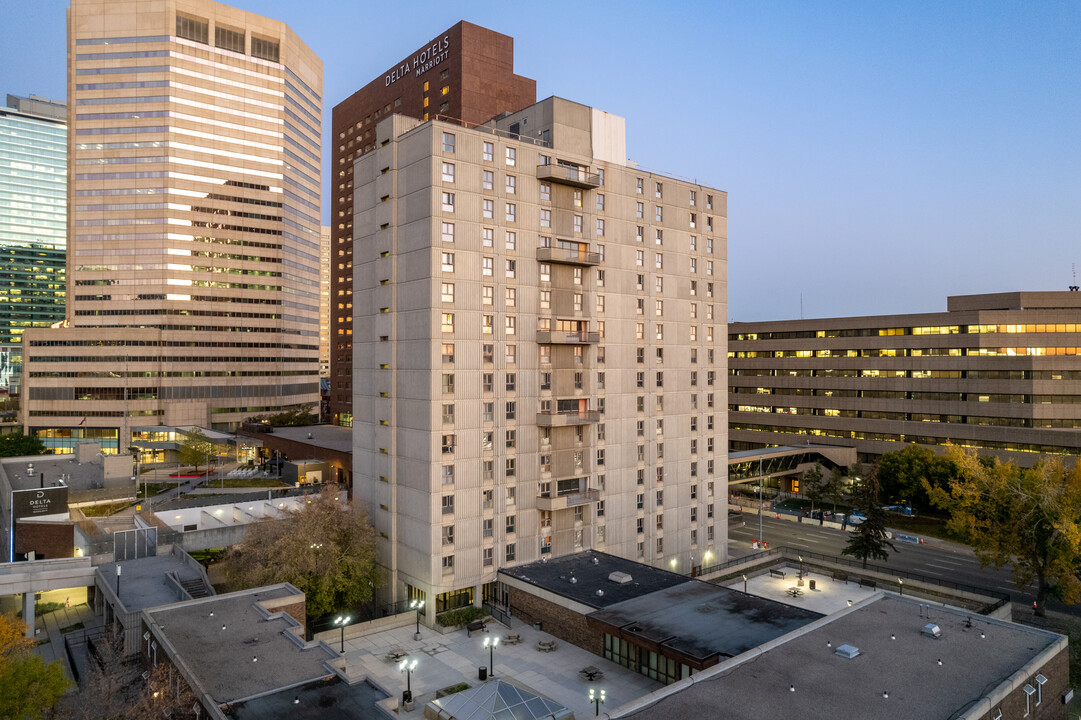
[21,0,322,458]
[353,98,728,615]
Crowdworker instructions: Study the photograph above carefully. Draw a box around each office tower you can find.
[0,94,66,394]
[320,225,331,377]
[353,98,728,613]
[330,22,536,427]
[21,0,321,458]
[729,291,1081,466]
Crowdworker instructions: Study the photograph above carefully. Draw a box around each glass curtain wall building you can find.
[0,95,67,394]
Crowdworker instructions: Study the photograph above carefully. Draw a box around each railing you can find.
[537,164,601,187]
[535,246,602,265]
[697,545,1011,615]
[536,410,600,426]
[536,330,600,344]
[431,114,552,147]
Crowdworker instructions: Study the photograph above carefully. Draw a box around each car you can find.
[846,510,867,526]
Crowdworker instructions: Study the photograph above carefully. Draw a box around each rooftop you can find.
[498,551,688,609]
[225,676,387,719]
[146,585,340,706]
[613,594,1066,719]
[587,580,821,665]
[260,425,352,454]
[2,453,113,493]
[98,553,204,613]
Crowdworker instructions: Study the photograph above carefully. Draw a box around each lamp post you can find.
[589,688,606,716]
[798,555,804,587]
[484,636,498,676]
[897,578,904,597]
[399,658,418,704]
[758,456,764,549]
[334,614,352,653]
[410,599,424,640]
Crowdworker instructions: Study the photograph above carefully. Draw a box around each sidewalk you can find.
[30,602,104,680]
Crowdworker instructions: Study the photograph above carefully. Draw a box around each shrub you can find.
[436,606,487,627]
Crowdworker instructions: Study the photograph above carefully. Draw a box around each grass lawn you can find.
[212,477,290,489]
[137,482,175,498]
[81,501,132,517]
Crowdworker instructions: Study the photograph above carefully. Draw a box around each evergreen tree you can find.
[842,463,897,568]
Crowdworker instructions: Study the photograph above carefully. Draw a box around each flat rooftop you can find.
[262,425,352,454]
[499,551,688,609]
[587,580,821,664]
[2,454,113,493]
[146,586,340,706]
[226,676,387,719]
[99,553,204,613]
[614,594,1066,719]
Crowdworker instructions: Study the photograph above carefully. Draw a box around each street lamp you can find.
[897,578,904,597]
[589,688,606,716]
[334,615,352,653]
[798,555,804,587]
[399,658,418,704]
[484,636,498,676]
[410,599,424,640]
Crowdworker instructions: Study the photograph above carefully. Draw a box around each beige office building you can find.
[353,98,728,614]
[320,225,331,377]
[21,0,322,458]
[729,291,1081,466]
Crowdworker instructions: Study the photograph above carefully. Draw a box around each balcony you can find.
[536,488,600,511]
[536,330,600,345]
[536,410,600,427]
[537,164,601,189]
[536,246,601,266]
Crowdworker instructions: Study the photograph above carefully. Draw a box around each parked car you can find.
[846,509,867,526]
[881,504,917,516]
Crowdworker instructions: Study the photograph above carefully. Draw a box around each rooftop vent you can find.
[596,589,604,597]
[592,557,600,565]
[835,644,860,659]
[570,577,577,584]
[921,623,942,639]
[609,571,633,585]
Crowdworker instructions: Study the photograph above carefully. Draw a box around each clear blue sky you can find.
[2,0,1078,321]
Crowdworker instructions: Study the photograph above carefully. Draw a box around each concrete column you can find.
[22,592,35,638]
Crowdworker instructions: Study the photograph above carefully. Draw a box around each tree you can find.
[823,466,848,513]
[66,629,198,720]
[877,444,957,511]
[926,446,1081,617]
[800,463,825,515]
[247,404,316,427]
[841,462,897,568]
[176,428,222,474]
[0,432,46,458]
[219,493,379,619]
[0,613,70,719]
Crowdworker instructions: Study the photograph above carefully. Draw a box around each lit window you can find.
[441,313,454,332]
[441,283,454,302]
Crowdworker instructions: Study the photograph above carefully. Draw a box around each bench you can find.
[832,571,849,584]
[466,619,486,636]
[537,640,557,653]
[769,568,786,580]
[503,634,521,645]
[859,578,877,589]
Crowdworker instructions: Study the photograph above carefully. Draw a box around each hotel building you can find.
[20,0,322,458]
[0,94,67,394]
[330,22,536,427]
[353,97,728,613]
[729,291,1081,466]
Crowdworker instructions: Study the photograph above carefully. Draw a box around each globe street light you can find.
[410,599,424,640]
[334,614,352,653]
[589,688,606,716]
[399,658,418,704]
[484,636,498,677]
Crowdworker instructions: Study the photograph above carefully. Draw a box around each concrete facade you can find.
[352,97,728,616]
[20,0,323,456]
[729,291,1081,466]
[329,21,536,428]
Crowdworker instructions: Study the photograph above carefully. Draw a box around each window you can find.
[176,15,209,44]
[441,252,454,272]
[573,215,583,233]
[507,486,516,505]
[440,313,454,333]
[540,182,551,201]
[596,219,605,236]
[636,250,644,267]
[441,343,455,364]
[690,258,697,274]
[442,132,455,153]
[690,190,697,206]
[657,371,664,388]
[598,269,605,287]
[442,162,455,182]
[655,206,663,222]
[690,235,697,251]
[573,267,583,285]
[483,402,494,422]
[442,402,454,423]
[441,373,454,393]
[482,199,494,219]
[690,212,697,228]
[483,548,493,567]
[707,216,714,231]
[441,495,454,514]
[441,192,454,211]
[483,518,493,538]
[505,147,516,166]
[540,345,551,363]
[483,170,493,190]
[214,24,244,52]
[482,227,494,247]
[655,276,664,294]
[504,287,516,307]
[505,316,516,335]
[482,315,493,334]
[441,283,455,302]
[655,253,664,269]
[482,286,493,305]
[707,237,714,254]
[442,555,454,572]
[506,259,516,278]
[636,202,644,219]
[597,295,605,313]
[573,293,583,311]
[707,194,713,209]
[636,178,644,194]
[707,260,714,276]
[441,222,455,243]
[482,257,493,276]
[506,175,516,194]
[506,401,516,420]
[539,290,551,310]
[483,141,493,161]
[540,209,551,227]
[505,203,516,222]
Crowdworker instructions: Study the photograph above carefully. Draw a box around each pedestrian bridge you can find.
[728,444,856,486]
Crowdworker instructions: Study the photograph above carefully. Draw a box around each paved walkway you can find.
[334,619,662,717]
[29,602,104,679]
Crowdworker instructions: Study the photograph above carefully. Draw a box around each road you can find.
[727,512,1078,616]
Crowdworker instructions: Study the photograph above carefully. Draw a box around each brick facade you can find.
[507,586,602,655]
[15,521,73,560]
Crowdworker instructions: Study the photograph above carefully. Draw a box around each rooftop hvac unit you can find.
[834,644,860,659]
[921,623,942,638]
[608,571,632,585]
